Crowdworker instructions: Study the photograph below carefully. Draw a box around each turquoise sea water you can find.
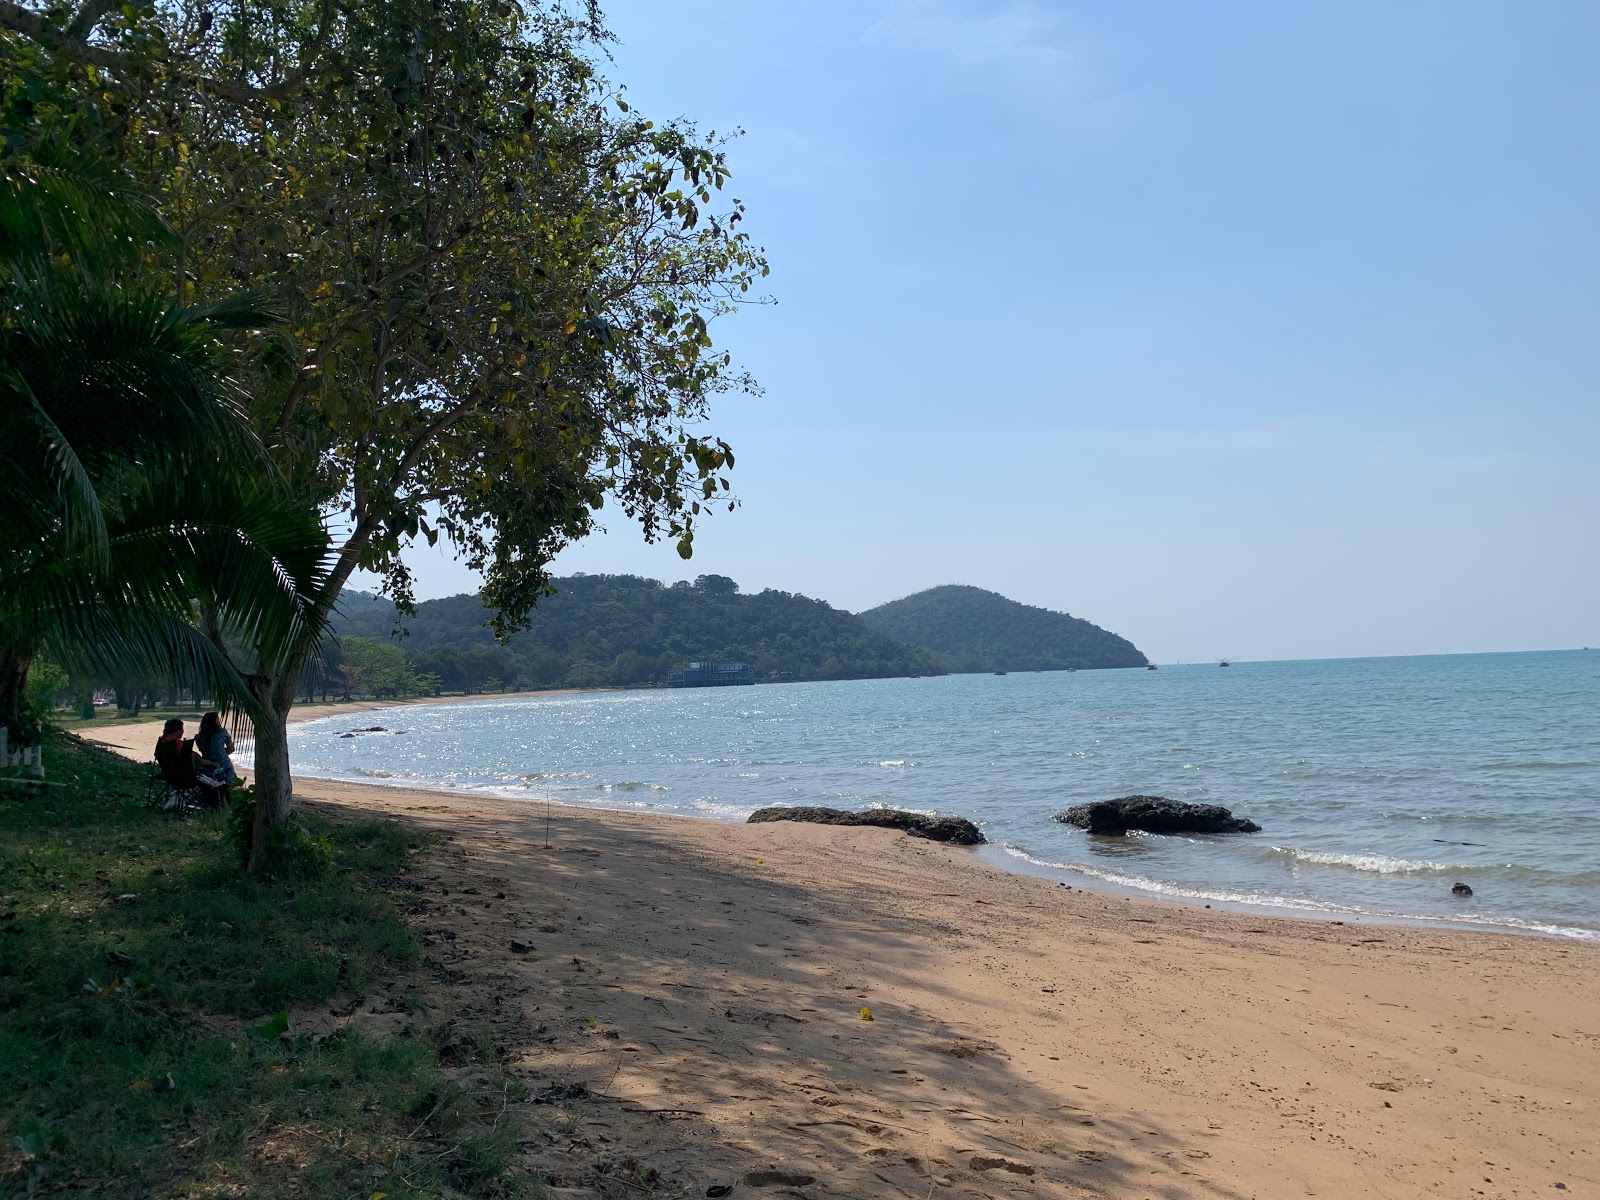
[281,651,1600,941]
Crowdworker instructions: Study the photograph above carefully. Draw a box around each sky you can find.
[359,0,1600,663]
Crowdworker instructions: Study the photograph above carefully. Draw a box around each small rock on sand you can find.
[746,806,985,845]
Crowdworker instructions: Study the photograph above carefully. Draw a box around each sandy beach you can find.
[84,709,1600,1199]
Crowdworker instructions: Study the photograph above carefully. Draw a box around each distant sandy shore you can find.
[78,687,610,755]
[79,715,1600,1198]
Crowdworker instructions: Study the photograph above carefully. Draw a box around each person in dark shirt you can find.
[154,719,225,807]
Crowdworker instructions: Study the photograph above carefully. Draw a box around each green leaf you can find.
[248,1009,290,1041]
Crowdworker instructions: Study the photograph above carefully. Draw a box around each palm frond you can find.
[0,149,175,268]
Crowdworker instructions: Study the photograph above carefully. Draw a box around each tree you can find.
[0,155,330,742]
[3,0,765,864]
[338,637,412,698]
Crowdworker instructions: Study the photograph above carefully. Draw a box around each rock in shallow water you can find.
[746,805,985,845]
[1054,795,1261,835]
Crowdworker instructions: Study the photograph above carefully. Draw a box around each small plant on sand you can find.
[227,783,332,875]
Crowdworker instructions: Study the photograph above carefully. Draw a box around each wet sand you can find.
[83,719,1600,1198]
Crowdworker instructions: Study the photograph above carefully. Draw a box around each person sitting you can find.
[154,719,226,808]
[195,711,237,793]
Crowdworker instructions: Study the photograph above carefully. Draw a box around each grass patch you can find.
[0,731,531,1198]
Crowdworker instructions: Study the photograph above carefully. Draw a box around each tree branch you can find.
[0,0,319,102]
[0,0,123,71]
[64,0,118,40]
[271,236,465,438]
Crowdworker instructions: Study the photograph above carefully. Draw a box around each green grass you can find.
[0,731,531,1198]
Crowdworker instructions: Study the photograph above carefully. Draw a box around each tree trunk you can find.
[0,646,33,739]
[246,672,297,874]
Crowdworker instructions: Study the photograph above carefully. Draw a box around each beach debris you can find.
[926,1038,997,1058]
[529,1081,588,1105]
[746,805,985,845]
[859,1006,873,1020]
[970,1156,1037,1176]
[706,1187,733,1198]
[744,1168,816,1188]
[1054,795,1261,835]
[1452,882,1474,896]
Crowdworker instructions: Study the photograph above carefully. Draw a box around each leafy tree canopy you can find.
[0,0,767,843]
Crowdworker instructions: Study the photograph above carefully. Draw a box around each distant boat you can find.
[1146,663,1158,671]
[1220,660,1231,667]
[993,670,1007,676]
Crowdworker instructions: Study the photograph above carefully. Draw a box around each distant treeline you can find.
[323,574,945,696]
[858,585,1148,673]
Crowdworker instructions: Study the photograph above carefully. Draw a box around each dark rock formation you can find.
[1054,795,1261,835]
[746,805,985,846]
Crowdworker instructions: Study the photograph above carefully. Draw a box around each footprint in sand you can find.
[969,1155,1036,1176]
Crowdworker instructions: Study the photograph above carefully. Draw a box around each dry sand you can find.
[84,716,1600,1199]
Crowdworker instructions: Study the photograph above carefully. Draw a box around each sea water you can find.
[281,651,1600,941]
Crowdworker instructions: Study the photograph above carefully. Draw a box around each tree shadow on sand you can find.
[321,799,1255,1200]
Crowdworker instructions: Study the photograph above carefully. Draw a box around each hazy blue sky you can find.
[364,1,1600,663]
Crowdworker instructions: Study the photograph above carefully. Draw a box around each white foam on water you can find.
[1272,847,1466,874]
[997,846,1600,943]
[688,796,759,820]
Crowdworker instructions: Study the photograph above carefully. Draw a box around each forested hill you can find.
[330,574,944,691]
[857,585,1147,673]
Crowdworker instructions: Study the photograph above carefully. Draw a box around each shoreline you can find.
[83,701,1599,946]
[76,720,1600,1195]
[980,842,1600,945]
[296,767,1600,944]
[64,685,630,736]
[259,775,1600,1196]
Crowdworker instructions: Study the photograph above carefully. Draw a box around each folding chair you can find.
[144,763,204,815]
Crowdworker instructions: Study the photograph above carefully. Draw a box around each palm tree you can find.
[0,155,330,786]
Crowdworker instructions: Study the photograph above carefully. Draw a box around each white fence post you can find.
[0,727,46,777]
